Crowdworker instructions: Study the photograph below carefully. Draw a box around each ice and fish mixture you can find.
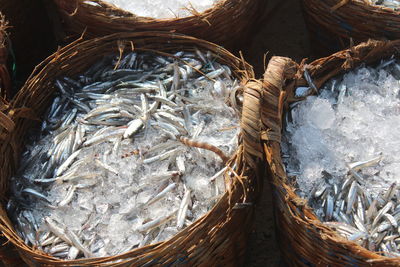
[102,0,220,19]
[368,0,400,9]
[283,58,400,256]
[8,50,241,259]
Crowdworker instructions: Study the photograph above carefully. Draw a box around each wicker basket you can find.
[52,0,266,49]
[261,39,400,266]
[0,13,11,101]
[301,0,400,55]
[0,31,265,266]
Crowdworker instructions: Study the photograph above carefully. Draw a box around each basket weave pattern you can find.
[301,0,400,52]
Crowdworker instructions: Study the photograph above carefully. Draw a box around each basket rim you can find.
[345,0,400,13]
[57,0,232,22]
[304,0,400,15]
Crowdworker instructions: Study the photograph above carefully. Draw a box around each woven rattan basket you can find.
[0,31,265,266]
[52,0,265,49]
[261,39,400,266]
[301,0,400,55]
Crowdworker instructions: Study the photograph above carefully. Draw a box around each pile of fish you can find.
[310,161,400,256]
[103,0,220,19]
[369,0,400,9]
[8,49,241,259]
[283,58,400,256]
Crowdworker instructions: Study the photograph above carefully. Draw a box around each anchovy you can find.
[21,188,51,203]
[58,186,76,207]
[136,210,177,233]
[65,228,93,258]
[373,202,394,228]
[123,119,144,139]
[56,149,82,177]
[303,68,317,93]
[177,188,191,229]
[142,148,181,164]
[83,128,126,146]
[146,183,176,206]
[348,156,382,171]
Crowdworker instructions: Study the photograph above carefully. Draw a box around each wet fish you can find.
[8,50,241,260]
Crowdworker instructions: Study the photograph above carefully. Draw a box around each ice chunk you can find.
[127,232,143,247]
[307,98,335,130]
[107,214,130,241]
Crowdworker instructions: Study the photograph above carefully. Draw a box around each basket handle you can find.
[241,79,264,168]
[259,56,298,179]
[241,57,298,169]
[261,56,298,141]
